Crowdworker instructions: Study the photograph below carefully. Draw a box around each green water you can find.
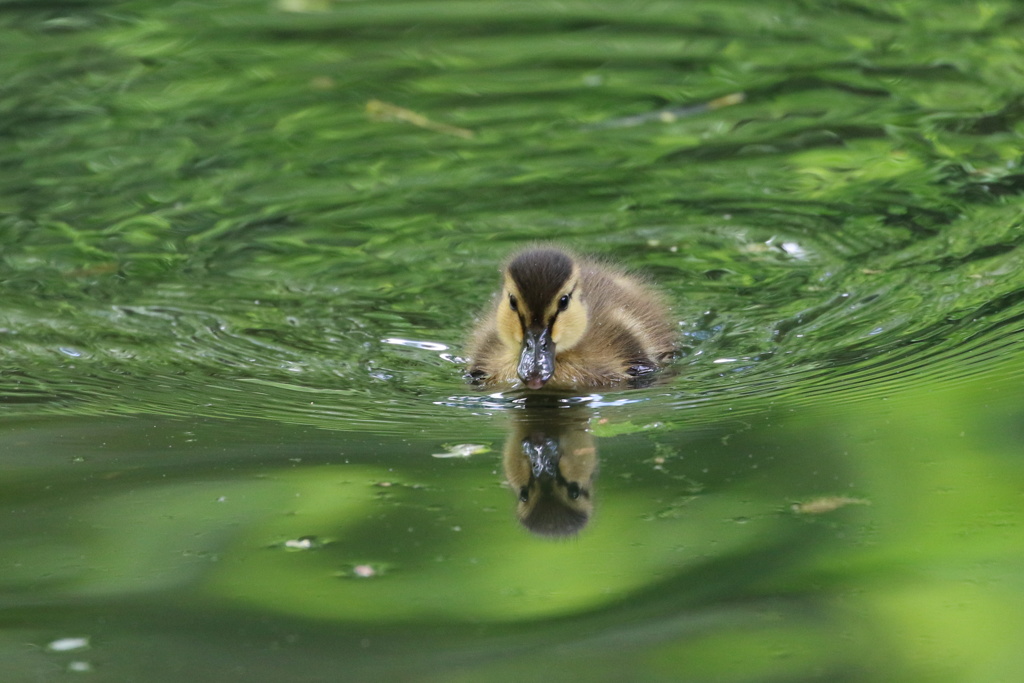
[3,0,1024,680]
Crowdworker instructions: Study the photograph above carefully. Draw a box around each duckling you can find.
[466,247,676,390]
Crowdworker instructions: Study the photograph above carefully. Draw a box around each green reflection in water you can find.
[2,354,1022,681]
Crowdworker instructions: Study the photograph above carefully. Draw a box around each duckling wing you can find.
[579,264,676,376]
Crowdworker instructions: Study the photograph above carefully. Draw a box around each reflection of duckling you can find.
[503,411,597,537]
[467,246,676,390]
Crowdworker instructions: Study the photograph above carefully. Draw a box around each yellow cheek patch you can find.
[497,306,523,346]
[550,304,587,351]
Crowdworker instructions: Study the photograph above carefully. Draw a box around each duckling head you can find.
[496,248,588,389]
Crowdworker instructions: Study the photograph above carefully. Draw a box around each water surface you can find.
[2,1,1024,680]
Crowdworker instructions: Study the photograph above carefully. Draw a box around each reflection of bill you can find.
[502,404,597,538]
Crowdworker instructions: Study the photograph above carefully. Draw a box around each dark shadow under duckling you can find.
[467,247,676,391]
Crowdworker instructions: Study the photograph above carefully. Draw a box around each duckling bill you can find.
[466,247,676,390]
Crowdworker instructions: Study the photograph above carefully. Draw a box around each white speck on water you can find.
[780,241,808,258]
[432,443,489,458]
[68,661,92,673]
[47,637,89,652]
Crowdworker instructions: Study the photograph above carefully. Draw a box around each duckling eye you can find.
[558,294,570,311]
[566,482,581,500]
[509,295,518,312]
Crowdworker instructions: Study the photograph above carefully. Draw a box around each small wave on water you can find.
[3,209,1023,435]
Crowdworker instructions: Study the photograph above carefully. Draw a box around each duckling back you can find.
[546,258,675,386]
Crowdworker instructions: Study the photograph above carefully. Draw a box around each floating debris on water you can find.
[366,99,474,139]
[791,496,871,515]
[587,92,745,129]
[339,562,392,579]
[432,443,490,459]
[47,637,89,652]
[281,536,325,551]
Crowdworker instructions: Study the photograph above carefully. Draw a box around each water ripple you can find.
[4,225,1024,435]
